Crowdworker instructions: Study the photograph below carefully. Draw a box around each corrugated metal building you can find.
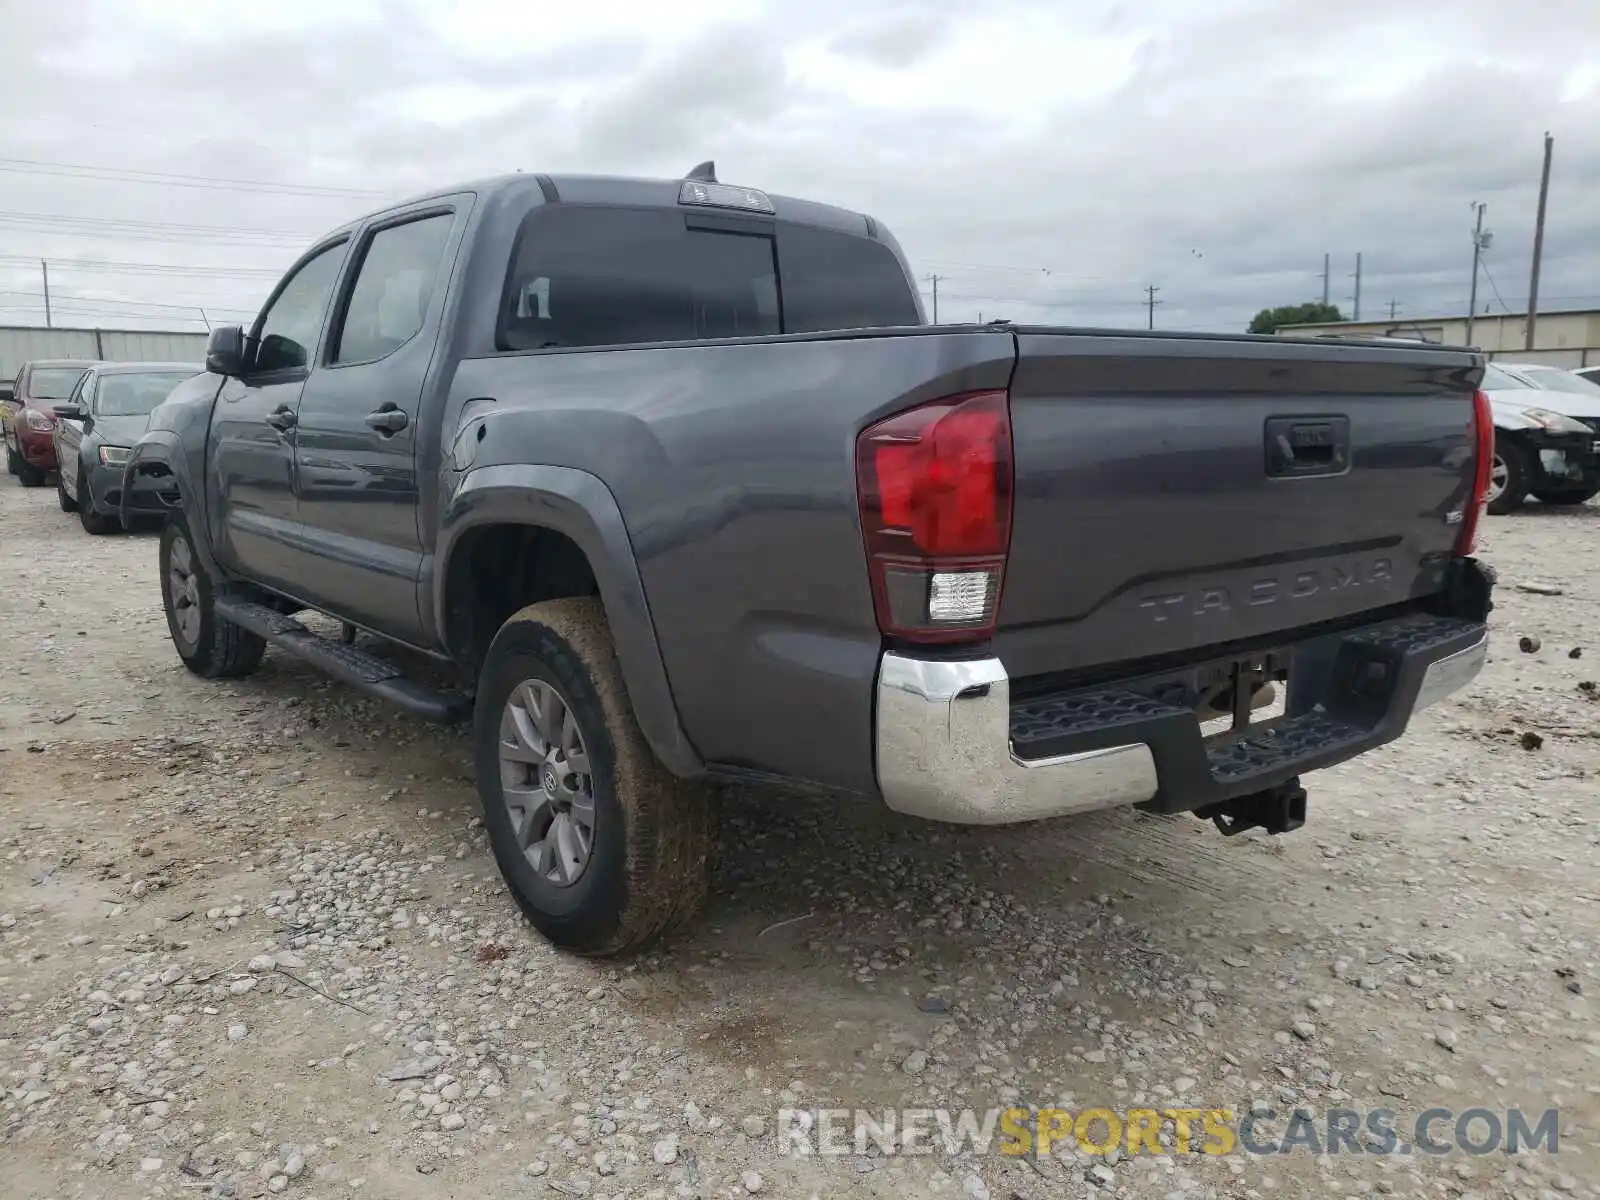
[1276,308,1600,368]
[2,325,209,378]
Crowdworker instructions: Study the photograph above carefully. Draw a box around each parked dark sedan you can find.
[53,362,201,533]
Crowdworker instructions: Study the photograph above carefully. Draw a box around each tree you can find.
[1248,302,1345,335]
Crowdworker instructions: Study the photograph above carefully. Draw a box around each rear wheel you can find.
[159,515,266,678]
[1532,485,1600,506]
[474,597,714,956]
[1486,440,1530,515]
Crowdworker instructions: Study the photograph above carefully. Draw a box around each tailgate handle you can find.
[1265,416,1350,478]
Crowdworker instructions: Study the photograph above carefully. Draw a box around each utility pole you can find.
[927,274,941,324]
[1387,299,1401,320]
[1319,253,1330,306]
[1525,132,1554,351]
[1466,202,1487,346]
[1144,285,1161,330]
[1350,253,1362,321]
[41,259,52,328]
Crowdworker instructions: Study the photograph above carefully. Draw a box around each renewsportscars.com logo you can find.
[775,1106,1563,1159]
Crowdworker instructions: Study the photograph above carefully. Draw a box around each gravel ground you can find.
[2,481,1597,1200]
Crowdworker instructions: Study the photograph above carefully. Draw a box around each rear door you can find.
[208,238,348,589]
[290,204,463,642]
[995,331,1481,680]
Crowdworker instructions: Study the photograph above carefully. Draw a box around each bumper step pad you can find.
[1008,613,1487,812]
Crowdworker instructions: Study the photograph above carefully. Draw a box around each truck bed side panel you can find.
[446,329,1016,795]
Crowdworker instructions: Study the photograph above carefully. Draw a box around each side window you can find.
[332,213,454,365]
[75,374,96,410]
[253,241,348,374]
[499,207,779,351]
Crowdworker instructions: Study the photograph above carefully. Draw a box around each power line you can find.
[1479,259,1511,314]
[918,257,1124,282]
[0,288,258,316]
[0,156,384,199]
[0,303,215,324]
[0,254,287,280]
[0,210,314,246]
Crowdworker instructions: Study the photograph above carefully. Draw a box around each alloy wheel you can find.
[1486,454,1508,504]
[497,679,596,887]
[166,534,202,650]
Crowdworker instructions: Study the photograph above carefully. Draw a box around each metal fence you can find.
[2,325,209,378]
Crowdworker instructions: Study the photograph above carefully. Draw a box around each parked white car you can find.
[1480,362,1600,514]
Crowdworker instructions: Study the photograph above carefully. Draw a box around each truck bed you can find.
[447,321,1483,799]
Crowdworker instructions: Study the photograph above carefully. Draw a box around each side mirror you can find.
[53,403,86,421]
[206,325,248,377]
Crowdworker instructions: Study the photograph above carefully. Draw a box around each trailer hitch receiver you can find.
[1198,778,1307,837]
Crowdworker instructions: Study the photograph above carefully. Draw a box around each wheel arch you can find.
[435,464,703,778]
[121,432,221,574]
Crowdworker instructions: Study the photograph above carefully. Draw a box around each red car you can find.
[4,359,98,486]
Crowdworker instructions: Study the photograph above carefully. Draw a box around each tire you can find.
[474,597,714,957]
[1531,486,1600,507]
[1486,439,1530,515]
[57,473,77,512]
[158,514,266,679]
[5,441,18,476]
[77,471,117,534]
[79,503,116,535]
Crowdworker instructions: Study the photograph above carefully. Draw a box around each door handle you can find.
[364,405,409,435]
[264,405,297,433]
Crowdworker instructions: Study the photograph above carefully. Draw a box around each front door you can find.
[291,207,459,643]
[207,239,348,591]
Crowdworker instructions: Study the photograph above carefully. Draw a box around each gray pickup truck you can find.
[125,164,1496,955]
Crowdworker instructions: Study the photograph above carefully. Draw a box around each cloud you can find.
[0,0,1596,335]
[828,9,951,68]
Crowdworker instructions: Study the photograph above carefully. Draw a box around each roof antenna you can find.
[685,161,717,183]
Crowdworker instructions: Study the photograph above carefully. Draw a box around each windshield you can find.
[29,368,90,400]
[1482,364,1531,391]
[1515,366,1600,397]
[92,371,197,417]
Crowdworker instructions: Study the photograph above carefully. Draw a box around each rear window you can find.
[499,205,917,352]
[776,223,921,333]
[93,371,197,417]
[28,368,89,400]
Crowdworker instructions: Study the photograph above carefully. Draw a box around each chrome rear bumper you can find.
[874,619,1488,826]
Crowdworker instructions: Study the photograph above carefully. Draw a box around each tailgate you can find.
[995,330,1482,680]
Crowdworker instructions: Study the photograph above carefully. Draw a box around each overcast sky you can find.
[2,0,1598,334]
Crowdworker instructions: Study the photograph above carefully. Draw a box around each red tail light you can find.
[855,390,1014,643]
[1455,387,1493,556]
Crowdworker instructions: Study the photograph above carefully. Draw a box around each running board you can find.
[214,597,471,723]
